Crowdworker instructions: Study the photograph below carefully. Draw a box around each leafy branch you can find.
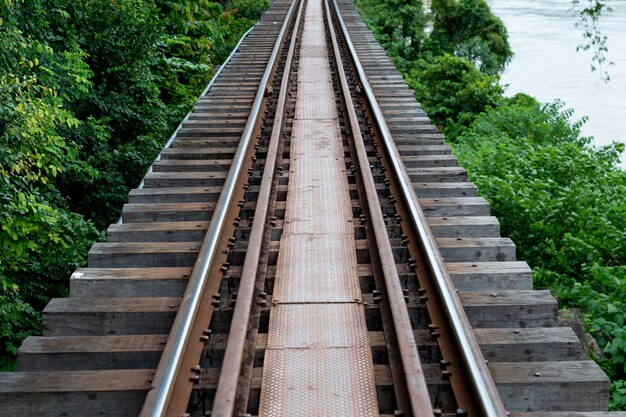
[570,0,614,81]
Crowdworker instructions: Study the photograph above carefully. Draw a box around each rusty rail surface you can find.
[210,0,305,414]
[324,0,434,415]
[139,1,299,415]
[330,0,508,415]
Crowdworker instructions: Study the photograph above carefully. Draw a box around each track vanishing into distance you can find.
[0,0,622,416]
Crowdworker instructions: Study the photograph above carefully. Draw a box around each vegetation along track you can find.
[0,0,620,416]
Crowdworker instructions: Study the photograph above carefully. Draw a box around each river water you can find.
[485,0,626,167]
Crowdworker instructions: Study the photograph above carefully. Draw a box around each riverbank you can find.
[354,0,626,409]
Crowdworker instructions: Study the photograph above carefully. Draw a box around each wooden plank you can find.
[412,182,477,198]
[171,139,241,148]
[121,202,215,223]
[17,335,167,371]
[88,242,200,268]
[458,290,558,328]
[142,171,227,188]
[396,144,451,156]
[159,147,238,160]
[388,124,439,135]
[359,290,557,328]
[0,369,151,417]
[407,166,468,182]
[418,197,490,216]
[107,221,209,242]
[473,327,581,362]
[393,134,445,144]
[151,159,232,172]
[176,127,246,138]
[401,154,459,168]
[198,361,608,411]
[43,297,180,336]
[445,261,533,291]
[491,361,609,412]
[17,326,580,373]
[128,186,220,204]
[426,216,500,238]
[436,237,516,262]
[69,267,191,297]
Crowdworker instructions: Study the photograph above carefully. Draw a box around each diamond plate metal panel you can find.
[300,46,330,58]
[291,119,344,157]
[301,35,326,47]
[295,94,337,119]
[267,304,369,349]
[298,80,334,95]
[285,159,352,235]
[272,234,361,303]
[259,0,378,414]
[259,347,379,417]
[298,59,332,84]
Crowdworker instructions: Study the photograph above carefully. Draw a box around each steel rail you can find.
[139,1,299,415]
[324,0,433,415]
[118,25,255,225]
[210,0,305,414]
[331,0,508,415]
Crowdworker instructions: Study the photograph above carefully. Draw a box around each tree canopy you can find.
[0,0,268,370]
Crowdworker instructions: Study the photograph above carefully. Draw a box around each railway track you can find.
[0,0,620,416]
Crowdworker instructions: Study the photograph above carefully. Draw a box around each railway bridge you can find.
[0,0,621,416]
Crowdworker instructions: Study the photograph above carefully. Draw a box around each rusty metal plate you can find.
[266,303,369,348]
[290,119,344,157]
[259,347,379,417]
[285,159,352,235]
[272,234,360,302]
[258,0,379,414]
[300,31,326,47]
[298,79,334,95]
[298,58,331,84]
[295,94,337,119]
[300,46,330,58]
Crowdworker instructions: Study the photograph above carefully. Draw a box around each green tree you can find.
[429,0,512,75]
[405,54,503,134]
[354,0,426,62]
[1,4,101,368]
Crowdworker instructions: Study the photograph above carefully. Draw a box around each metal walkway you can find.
[258,0,379,414]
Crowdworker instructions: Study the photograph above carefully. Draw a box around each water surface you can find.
[486,0,626,167]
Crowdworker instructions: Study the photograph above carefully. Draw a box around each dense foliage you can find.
[355,0,625,409]
[452,96,626,407]
[0,0,268,370]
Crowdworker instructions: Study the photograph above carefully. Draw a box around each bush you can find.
[452,96,626,408]
[0,0,269,369]
[405,54,503,134]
